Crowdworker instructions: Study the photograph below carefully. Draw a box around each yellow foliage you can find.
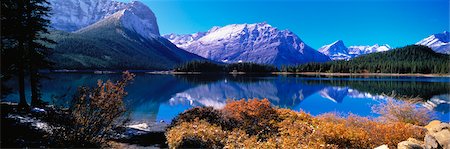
[165,119,226,149]
[372,97,433,126]
[166,98,428,149]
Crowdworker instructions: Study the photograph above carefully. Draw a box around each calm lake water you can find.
[3,73,450,122]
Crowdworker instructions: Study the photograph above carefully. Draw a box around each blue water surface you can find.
[3,74,449,122]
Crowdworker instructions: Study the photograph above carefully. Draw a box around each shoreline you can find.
[45,70,450,77]
[276,72,450,77]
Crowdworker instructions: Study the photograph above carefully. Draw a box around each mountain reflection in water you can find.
[2,74,449,122]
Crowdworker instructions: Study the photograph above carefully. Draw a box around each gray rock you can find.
[424,134,439,149]
[374,144,389,149]
[433,130,450,149]
[398,139,424,149]
[430,123,450,134]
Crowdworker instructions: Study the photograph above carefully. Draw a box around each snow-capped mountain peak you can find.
[119,1,160,37]
[164,22,330,66]
[318,40,350,60]
[319,40,392,60]
[49,0,128,32]
[49,0,160,37]
[416,31,450,54]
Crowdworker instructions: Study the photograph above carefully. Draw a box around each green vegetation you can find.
[175,45,449,74]
[174,61,278,73]
[166,98,429,149]
[286,45,450,74]
[46,13,204,70]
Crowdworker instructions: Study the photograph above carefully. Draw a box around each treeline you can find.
[285,45,450,74]
[174,61,278,73]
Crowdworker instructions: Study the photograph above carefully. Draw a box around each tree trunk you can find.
[17,51,29,109]
[30,66,40,107]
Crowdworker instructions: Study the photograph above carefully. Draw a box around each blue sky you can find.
[118,0,449,49]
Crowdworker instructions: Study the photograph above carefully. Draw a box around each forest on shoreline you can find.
[174,45,450,74]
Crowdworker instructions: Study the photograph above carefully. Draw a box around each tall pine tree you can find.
[1,0,54,109]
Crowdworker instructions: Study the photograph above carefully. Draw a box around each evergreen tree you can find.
[1,0,54,108]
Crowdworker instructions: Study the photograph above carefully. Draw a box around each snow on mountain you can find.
[163,32,207,49]
[318,40,351,60]
[416,31,450,54]
[49,0,128,32]
[117,1,160,37]
[50,0,205,70]
[319,40,391,60]
[348,44,390,55]
[164,23,330,66]
[49,0,160,36]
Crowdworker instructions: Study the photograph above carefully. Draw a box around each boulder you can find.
[425,120,449,133]
[398,138,424,149]
[424,134,439,149]
[423,121,450,149]
[425,120,442,130]
[374,144,389,149]
[433,129,450,149]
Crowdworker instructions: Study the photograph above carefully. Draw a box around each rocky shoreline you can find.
[375,120,450,149]
[0,103,168,148]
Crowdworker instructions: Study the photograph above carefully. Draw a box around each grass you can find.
[372,95,434,126]
[166,98,430,149]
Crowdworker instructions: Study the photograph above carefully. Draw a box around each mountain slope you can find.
[164,23,330,66]
[416,31,450,54]
[318,40,351,60]
[318,40,391,60]
[49,1,205,70]
[49,0,128,32]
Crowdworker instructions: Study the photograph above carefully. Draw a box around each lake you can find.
[3,73,450,123]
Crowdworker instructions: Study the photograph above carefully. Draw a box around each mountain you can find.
[48,1,205,70]
[318,40,391,60]
[318,40,351,60]
[49,0,129,32]
[168,77,327,109]
[416,31,450,54]
[295,45,450,74]
[163,23,330,66]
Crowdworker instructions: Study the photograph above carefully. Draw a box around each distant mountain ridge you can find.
[292,45,449,74]
[48,0,205,70]
[318,40,391,60]
[164,23,330,66]
[416,31,450,54]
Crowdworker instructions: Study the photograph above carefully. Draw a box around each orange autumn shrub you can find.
[56,71,135,147]
[372,97,433,126]
[169,107,238,131]
[317,113,427,148]
[224,129,280,149]
[222,98,280,140]
[166,98,429,149]
[276,109,325,148]
[165,119,227,149]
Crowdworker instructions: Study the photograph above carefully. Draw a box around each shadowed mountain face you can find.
[48,0,205,70]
